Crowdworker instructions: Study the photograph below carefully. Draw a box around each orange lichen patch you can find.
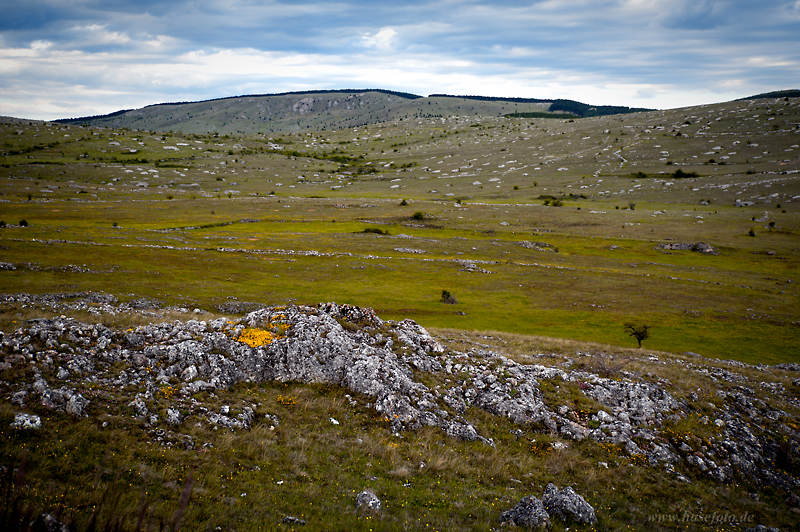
[236,327,282,347]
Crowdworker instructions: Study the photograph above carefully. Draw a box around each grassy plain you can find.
[2,95,799,363]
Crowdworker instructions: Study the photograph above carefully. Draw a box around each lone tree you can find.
[624,322,650,348]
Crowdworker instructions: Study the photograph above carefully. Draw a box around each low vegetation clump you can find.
[360,227,390,235]
[440,290,457,304]
[672,168,700,178]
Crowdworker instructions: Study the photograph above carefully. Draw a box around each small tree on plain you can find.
[624,322,650,348]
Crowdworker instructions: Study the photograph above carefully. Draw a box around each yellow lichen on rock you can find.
[236,327,282,347]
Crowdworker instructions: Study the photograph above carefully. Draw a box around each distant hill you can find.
[55,89,655,134]
[737,89,800,101]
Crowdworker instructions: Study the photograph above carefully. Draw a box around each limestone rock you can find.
[499,496,551,529]
[541,483,597,525]
[356,490,381,511]
[11,413,42,429]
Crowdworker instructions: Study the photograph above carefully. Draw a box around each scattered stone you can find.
[166,407,182,426]
[356,490,381,511]
[655,242,717,254]
[11,413,42,429]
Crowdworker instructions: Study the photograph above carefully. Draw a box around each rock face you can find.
[1,294,799,498]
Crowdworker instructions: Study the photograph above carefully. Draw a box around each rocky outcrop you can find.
[499,495,551,529]
[655,242,718,254]
[2,294,798,498]
[500,483,596,528]
[541,483,597,525]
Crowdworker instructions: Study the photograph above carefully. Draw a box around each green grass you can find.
[3,368,796,532]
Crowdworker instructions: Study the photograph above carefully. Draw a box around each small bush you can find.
[672,169,699,178]
[399,199,408,206]
[360,228,389,235]
[748,228,756,237]
[18,219,28,227]
[441,290,458,304]
[412,211,425,220]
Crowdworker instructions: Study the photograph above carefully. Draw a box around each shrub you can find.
[18,219,28,227]
[672,169,699,178]
[412,211,425,220]
[360,228,389,235]
[0,221,5,228]
[399,199,408,206]
[748,228,756,237]
[441,290,458,304]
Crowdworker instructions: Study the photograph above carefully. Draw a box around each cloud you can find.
[362,27,397,50]
[1,0,799,120]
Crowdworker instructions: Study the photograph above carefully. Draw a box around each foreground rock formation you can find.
[2,293,799,526]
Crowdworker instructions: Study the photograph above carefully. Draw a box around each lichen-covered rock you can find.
[499,495,551,529]
[11,413,42,429]
[541,483,597,525]
[166,407,182,426]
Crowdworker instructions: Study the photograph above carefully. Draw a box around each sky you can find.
[1,0,799,121]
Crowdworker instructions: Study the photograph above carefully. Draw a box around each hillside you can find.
[1,91,800,530]
[54,90,650,135]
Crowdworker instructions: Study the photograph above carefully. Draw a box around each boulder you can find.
[11,413,42,429]
[541,483,597,525]
[356,490,381,511]
[499,496,551,529]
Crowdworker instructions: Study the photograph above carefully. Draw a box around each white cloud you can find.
[72,24,131,46]
[362,28,397,50]
[1,1,798,120]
